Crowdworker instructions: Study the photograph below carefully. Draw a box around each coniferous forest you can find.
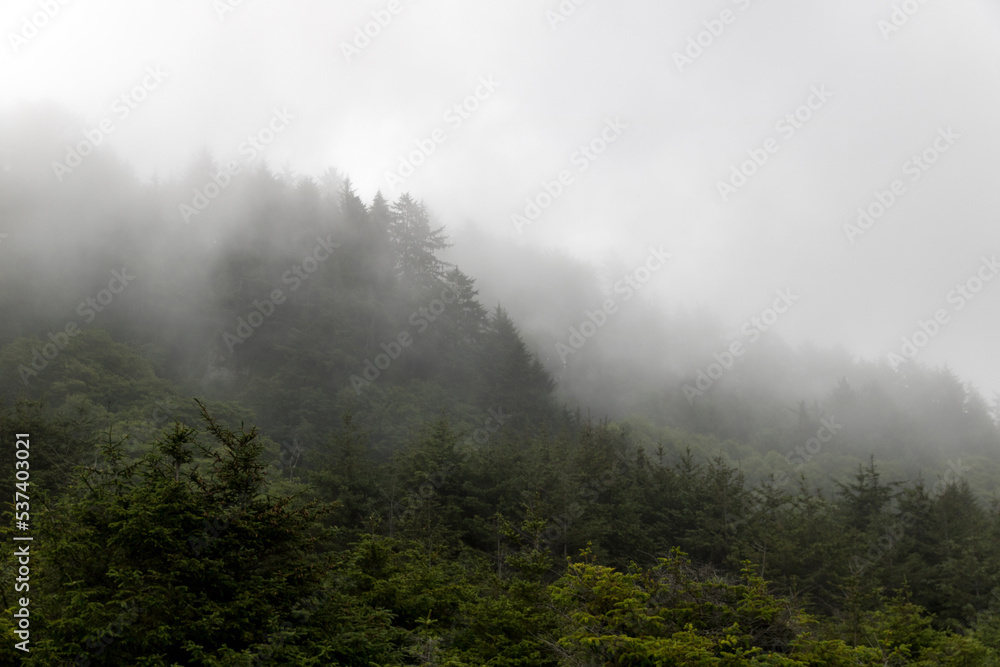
[3,132,1000,666]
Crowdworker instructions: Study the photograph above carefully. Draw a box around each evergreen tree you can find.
[478,307,556,430]
[27,403,332,665]
[388,193,451,287]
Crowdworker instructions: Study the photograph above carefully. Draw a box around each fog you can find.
[3,0,1000,403]
[10,7,1000,658]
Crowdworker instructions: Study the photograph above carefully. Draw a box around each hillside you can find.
[2,136,1000,664]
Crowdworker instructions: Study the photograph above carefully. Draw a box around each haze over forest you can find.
[3,1,1000,665]
[5,0,1000,397]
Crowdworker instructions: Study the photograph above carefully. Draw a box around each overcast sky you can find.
[3,0,1000,396]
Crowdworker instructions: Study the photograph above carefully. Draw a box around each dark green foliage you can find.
[19,404,333,666]
[3,147,1000,664]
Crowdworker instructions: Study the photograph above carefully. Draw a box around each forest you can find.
[3,129,1000,665]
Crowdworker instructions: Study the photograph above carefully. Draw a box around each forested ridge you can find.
[3,134,1000,664]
